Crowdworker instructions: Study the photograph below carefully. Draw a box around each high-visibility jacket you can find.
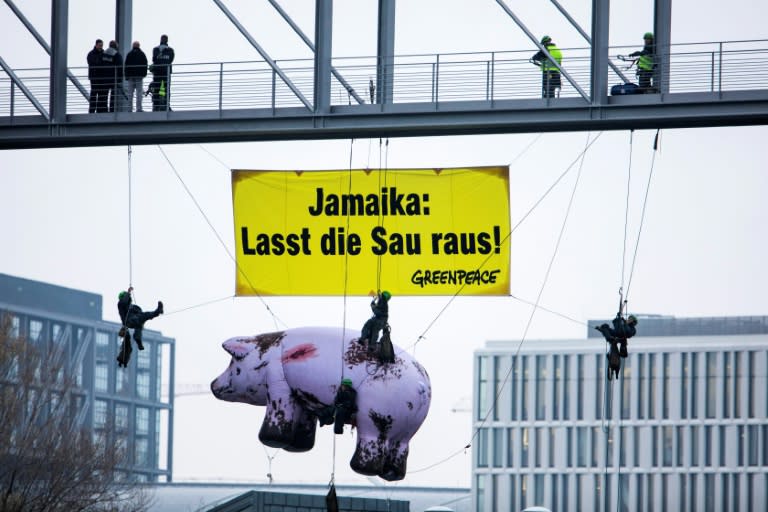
[631,44,656,71]
[542,44,562,72]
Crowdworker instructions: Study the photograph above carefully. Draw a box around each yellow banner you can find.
[232,166,510,296]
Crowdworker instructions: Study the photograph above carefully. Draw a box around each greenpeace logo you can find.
[411,269,500,288]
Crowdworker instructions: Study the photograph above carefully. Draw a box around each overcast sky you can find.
[1,0,767,492]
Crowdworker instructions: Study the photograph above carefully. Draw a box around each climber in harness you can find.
[333,378,358,435]
[116,287,164,366]
[596,314,638,380]
[360,290,390,348]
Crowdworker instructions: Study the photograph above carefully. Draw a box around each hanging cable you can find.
[410,131,595,474]
[127,145,133,289]
[157,145,288,329]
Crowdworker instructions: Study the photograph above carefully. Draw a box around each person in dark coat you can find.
[117,287,163,353]
[360,290,391,347]
[102,40,124,112]
[596,314,638,379]
[333,378,358,435]
[151,34,175,111]
[87,39,106,113]
[124,41,148,112]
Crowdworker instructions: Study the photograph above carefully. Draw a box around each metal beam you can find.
[212,0,312,110]
[590,0,609,103]
[654,0,672,93]
[494,0,589,101]
[50,0,68,123]
[0,55,49,119]
[4,0,88,100]
[376,0,395,105]
[2,92,766,149]
[267,0,364,104]
[549,0,629,84]
[313,0,332,113]
[115,0,132,63]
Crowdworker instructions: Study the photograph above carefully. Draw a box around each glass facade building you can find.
[473,316,768,512]
[0,273,175,482]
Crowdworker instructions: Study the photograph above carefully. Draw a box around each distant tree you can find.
[0,314,154,512]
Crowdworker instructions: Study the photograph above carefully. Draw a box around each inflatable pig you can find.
[210,326,431,481]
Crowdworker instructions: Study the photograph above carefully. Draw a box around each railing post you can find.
[272,67,277,110]
[10,82,14,120]
[435,54,440,104]
[710,51,715,93]
[717,42,723,94]
[490,52,495,102]
[218,62,223,112]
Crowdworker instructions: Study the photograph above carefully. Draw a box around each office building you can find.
[473,315,768,511]
[0,273,175,482]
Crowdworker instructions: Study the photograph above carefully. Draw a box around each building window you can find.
[721,473,729,512]
[690,474,698,511]
[9,315,20,337]
[521,427,529,467]
[492,474,501,512]
[704,426,713,466]
[534,474,544,506]
[477,428,488,467]
[719,425,727,466]
[135,437,149,466]
[732,473,740,511]
[690,425,699,466]
[691,352,698,418]
[566,426,573,466]
[116,403,128,432]
[478,356,489,421]
[138,344,151,369]
[95,331,110,359]
[553,354,561,420]
[29,319,43,342]
[509,474,516,511]
[748,425,758,466]
[561,473,568,512]
[706,352,716,418]
[95,362,109,392]
[648,353,656,419]
[590,426,599,468]
[595,354,603,420]
[734,352,742,418]
[619,426,627,467]
[534,427,542,467]
[492,427,503,467]
[662,353,670,419]
[137,371,150,399]
[676,426,684,466]
[510,356,518,421]
[748,351,756,418]
[635,474,643,512]
[621,356,631,419]
[576,355,584,420]
[663,425,673,467]
[723,352,731,418]
[521,356,529,421]
[493,356,503,421]
[506,428,515,467]
[652,426,659,467]
[476,475,485,511]
[563,355,570,420]
[535,355,546,420]
[94,399,107,428]
[738,425,745,466]
[115,366,129,394]
[519,474,527,510]
[136,407,149,435]
[549,428,555,467]
[637,353,645,419]
[681,352,688,419]
[576,427,586,467]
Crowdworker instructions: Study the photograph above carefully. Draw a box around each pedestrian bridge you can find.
[2,39,768,149]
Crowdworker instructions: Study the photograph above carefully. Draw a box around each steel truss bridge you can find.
[1,0,767,150]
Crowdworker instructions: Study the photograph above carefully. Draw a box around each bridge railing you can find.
[1,39,766,119]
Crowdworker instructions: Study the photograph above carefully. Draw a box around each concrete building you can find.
[473,315,768,511]
[0,273,175,482]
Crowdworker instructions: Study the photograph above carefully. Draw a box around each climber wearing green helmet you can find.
[333,378,358,435]
[116,286,164,367]
[596,314,639,380]
[629,32,657,92]
[530,35,562,98]
[360,290,391,349]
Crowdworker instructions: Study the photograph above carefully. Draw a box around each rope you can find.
[157,145,287,329]
[410,131,595,474]
[127,145,133,288]
[625,129,660,299]
[620,131,634,293]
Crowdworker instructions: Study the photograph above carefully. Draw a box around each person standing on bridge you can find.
[87,39,107,113]
[629,32,657,93]
[102,40,124,112]
[124,41,148,112]
[151,35,175,111]
[531,35,562,98]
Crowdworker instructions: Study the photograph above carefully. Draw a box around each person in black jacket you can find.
[124,41,148,112]
[596,314,638,379]
[102,40,124,112]
[87,39,106,113]
[151,35,175,111]
[333,378,358,435]
[360,290,390,348]
[117,287,163,353]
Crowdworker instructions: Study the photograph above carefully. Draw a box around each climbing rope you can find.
[127,145,133,289]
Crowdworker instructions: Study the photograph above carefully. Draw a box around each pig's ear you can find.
[223,339,256,360]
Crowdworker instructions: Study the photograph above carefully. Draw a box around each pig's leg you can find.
[283,407,317,452]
